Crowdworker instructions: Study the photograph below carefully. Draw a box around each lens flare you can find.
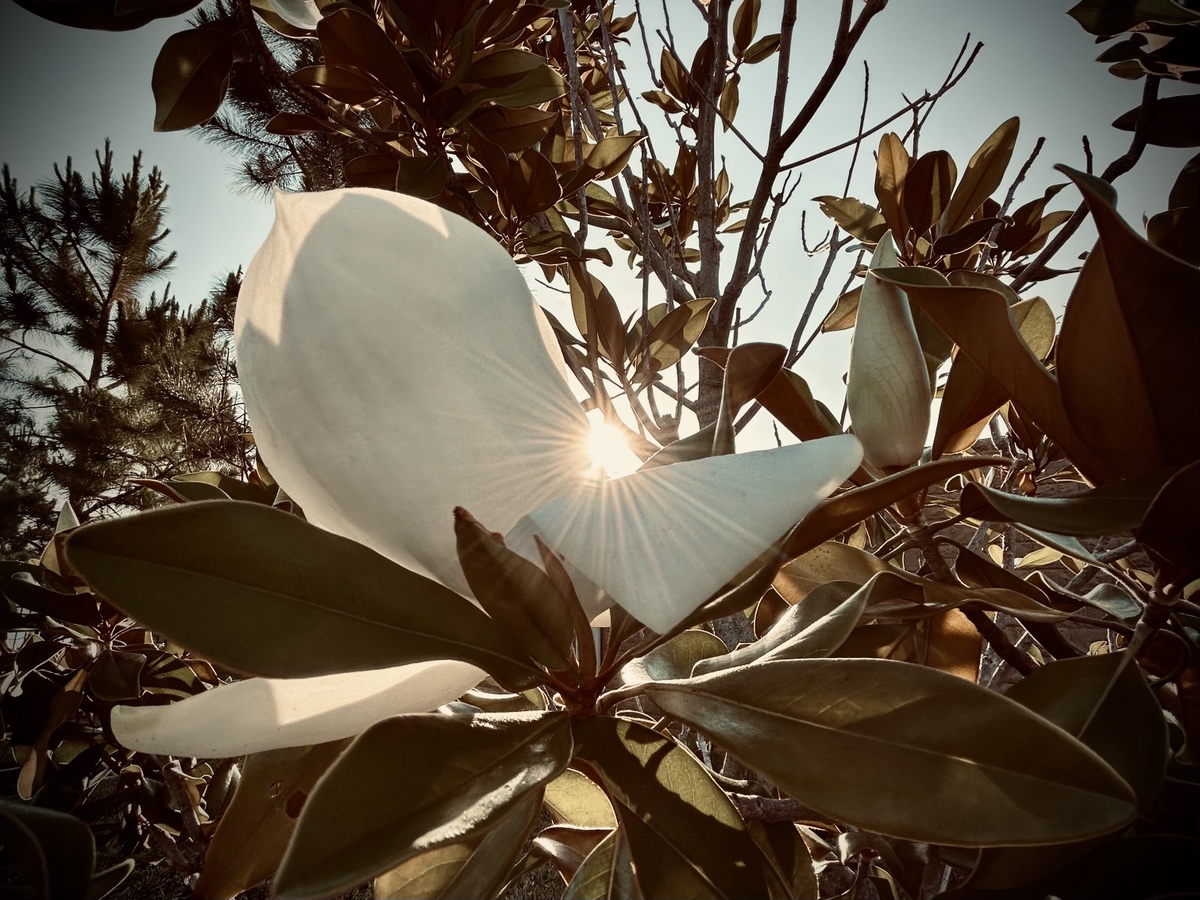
[585,415,643,479]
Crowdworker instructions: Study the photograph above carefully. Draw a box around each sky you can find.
[0,0,1192,451]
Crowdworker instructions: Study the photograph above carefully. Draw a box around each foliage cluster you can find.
[2,0,1200,899]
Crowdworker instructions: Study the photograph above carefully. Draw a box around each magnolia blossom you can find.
[113,189,862,757]
[265,0,322,30]
[846,232,931,469]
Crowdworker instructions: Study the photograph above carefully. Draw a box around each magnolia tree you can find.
[2,0,1200,898]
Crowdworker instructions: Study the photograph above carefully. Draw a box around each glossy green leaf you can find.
[13,0,203,30]
[813,195,888,242]
[874,132,911,237]
[902,150,956,238]
[194,740,350,900]
[618,629,726,685]
[694,580,862,675]
[940,117,1019,233]
[783,456,1002,560]
[968,652,1167,890]
[0,799,95,900]
[471,105,559,153]
[454,507,575,672]
[1112,93,1200,147]
[573,717,770,899]
[318,8,421,107]
[63,500,541,688]
[646,659,1137,846]
[1061,166,1200,468]
[1069,0,1200,34]
[960,466,1176,535]
[934,295,1055,458]
[543,769,617,829]
[1134,458,1200,582]
[875,267,1117,483]
[563,828,641,900]
[275,710,572,899]
[534,824,613,885]
[373,790,542,899]
[151,26,235,131]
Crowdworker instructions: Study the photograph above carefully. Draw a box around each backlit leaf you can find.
[939,117,1019,233]
[573,717,770,899]
[646,659,1137,846]
[813,196,887,243]
[275,711,572,899]
[64,501,541,688]
[151,26,235,131]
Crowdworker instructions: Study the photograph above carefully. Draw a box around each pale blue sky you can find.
[1,0,1190,445]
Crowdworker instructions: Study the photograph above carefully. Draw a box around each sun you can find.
[585,414,642,478]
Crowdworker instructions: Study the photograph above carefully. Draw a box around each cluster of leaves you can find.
[3,1,1200,899]
[1,145,252,557]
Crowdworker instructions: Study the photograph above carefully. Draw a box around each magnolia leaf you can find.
[756,368,842,442]
[775,542,889,600]
[172,470,274,504]
[710,343,788,455]
[569,266,628,367]
[694,580,863,675]
[194,740,350,899]
[618,629,726,685]
[646,659,1137,846]
[471,106,559,153]
[1146,207,1200,265]
[639,297,714,372]
[961,467,1177,535]
[1060,166,1200,468]
[0,799,95,900]
[875,132,911,237]
[813,196,888,242]
[12,0,202,29]
[821,285,861,332]
[563,828,641,900]
[1134,459,1200,582]
[290,64,379,105]
[275,711,572,899]
[874,268,1117,484]
[902,150,956,238]
[847,236,933,468]
[939,117,1019,233]
[317,8,421,107]
[1068,0,1200,34]
[933,295,1055,458]
[783,456,1002,560]
[742,32,781,64]
[1113,93,1200,147]
[373,790,542,899]
[151,26,235,131]
[1169,150,1200,208]
[732,0,760,55]
[534,825,613,884]
[64,501,541,688]
[394,153,449,200]
[573,717,770,899]
[544,769,618,829]
[454,507,575,672]
[968,653,1167,890]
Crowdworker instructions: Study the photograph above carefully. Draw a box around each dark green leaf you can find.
[573,716,770,899]
[1069,0,1199,34]
[194,740,351,900]
[0,799,95,900]
[902,150,956,238]
[693,580,863,675]
[374,790,542,899]
[960,466,1177,535]
[151,26,235,131]
[646,659,1136,846]
[1134,458,1200,583]
[1112,93,1200,146]
[454,507,575,671]
[63,500,541,688]
[617,629,726,685]
[275,711,572,899]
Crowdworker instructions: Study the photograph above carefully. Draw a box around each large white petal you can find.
[505,435,863,634]
[112,661,483,757]
[236,189,592,596]
[847,233,932,469]
[265,0,322,29]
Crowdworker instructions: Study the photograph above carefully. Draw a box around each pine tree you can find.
[0,144,249,557]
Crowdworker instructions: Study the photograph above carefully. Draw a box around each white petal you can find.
[847,233,932,468]
[265,0,322,29]
[112,662,483,757]
[505,435,863,635]
[236,189,592,596]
